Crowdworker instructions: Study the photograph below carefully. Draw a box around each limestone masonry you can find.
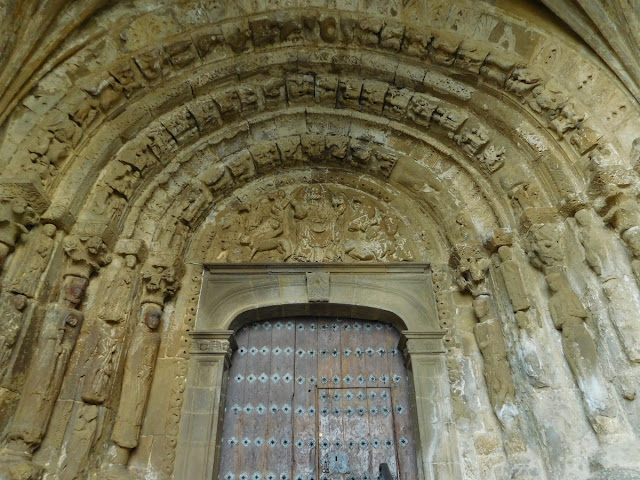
[0,1,640,479]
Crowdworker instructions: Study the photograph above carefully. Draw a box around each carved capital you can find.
[62,234,112,278]
[141,252,185,305]
[0,179,50,215]
[450,242,491,297]
[190,330,237,363]
[0,184,42,267]
[399,330,447,359]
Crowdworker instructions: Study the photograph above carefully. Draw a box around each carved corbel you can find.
[191,330,237,366]
[399,331,446,364]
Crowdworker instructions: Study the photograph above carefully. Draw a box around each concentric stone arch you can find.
[1,3,640,480]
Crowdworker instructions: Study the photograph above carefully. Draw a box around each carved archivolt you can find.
[1,3,640,480]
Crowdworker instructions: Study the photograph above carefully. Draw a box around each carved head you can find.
[574,208,598,228]
[13,294,28,311]
[545,271,566,293]
[528,223,565,270]
[143,303,162,330]
[497,246,513,262]
[43,224,57,237]
[472,296,491,320]
[124,254,137,268]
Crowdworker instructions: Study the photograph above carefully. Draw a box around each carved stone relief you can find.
[206,184,417,263]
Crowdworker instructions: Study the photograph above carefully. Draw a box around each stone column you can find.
[173,331,236,480]
[0,232,111,480]
[399,330,460,480]
[100,252,183,480]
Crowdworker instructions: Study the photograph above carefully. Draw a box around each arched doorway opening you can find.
[218,317,418,480]
[174,264,455,480]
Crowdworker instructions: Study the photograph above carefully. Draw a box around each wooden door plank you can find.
[367,387,398,477]
[293,318,318,479]
[317,318,342,479]
[267,319,295,480]
[241,321,273,477]
[340,318,369,478]
[363,322,387,389]
[389,336,418,480]
[219,325,249,479]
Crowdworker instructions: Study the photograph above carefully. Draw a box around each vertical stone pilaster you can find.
[174,330,236,480]
[400,331,460,480]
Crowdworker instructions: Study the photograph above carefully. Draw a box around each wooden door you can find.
[219,318,418,480]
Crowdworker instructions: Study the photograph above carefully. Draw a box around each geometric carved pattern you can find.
[219,318,417,480]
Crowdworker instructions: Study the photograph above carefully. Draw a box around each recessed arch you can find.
[177,263,451,480]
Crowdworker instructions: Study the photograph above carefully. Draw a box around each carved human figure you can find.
[0,293,28,378]
[497,246,530,312]
[4,304,83,459]
[292,185,346,261]
[472,296,528,458]
[59,405,99,480]
[105,303,161,476]
[546,272,622,437]
[527,223,565,273]
[344,197,381,261]
[244,191,292,260]
[82,336,119,405]
[473,296,516,413]
[98,255,138,324]
[575,209,616,280]
[5,224,56,297]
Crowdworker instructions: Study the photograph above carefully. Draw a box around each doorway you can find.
[218,317,418,480]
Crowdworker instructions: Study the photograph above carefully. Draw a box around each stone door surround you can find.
[174,263,460,480]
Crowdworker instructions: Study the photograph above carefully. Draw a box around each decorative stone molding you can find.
[175,263,451,480]
[191,331,236,360]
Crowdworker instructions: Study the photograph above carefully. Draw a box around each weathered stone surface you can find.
[1,1,640,480]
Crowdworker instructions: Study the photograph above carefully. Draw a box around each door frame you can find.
[174,263,461,480]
